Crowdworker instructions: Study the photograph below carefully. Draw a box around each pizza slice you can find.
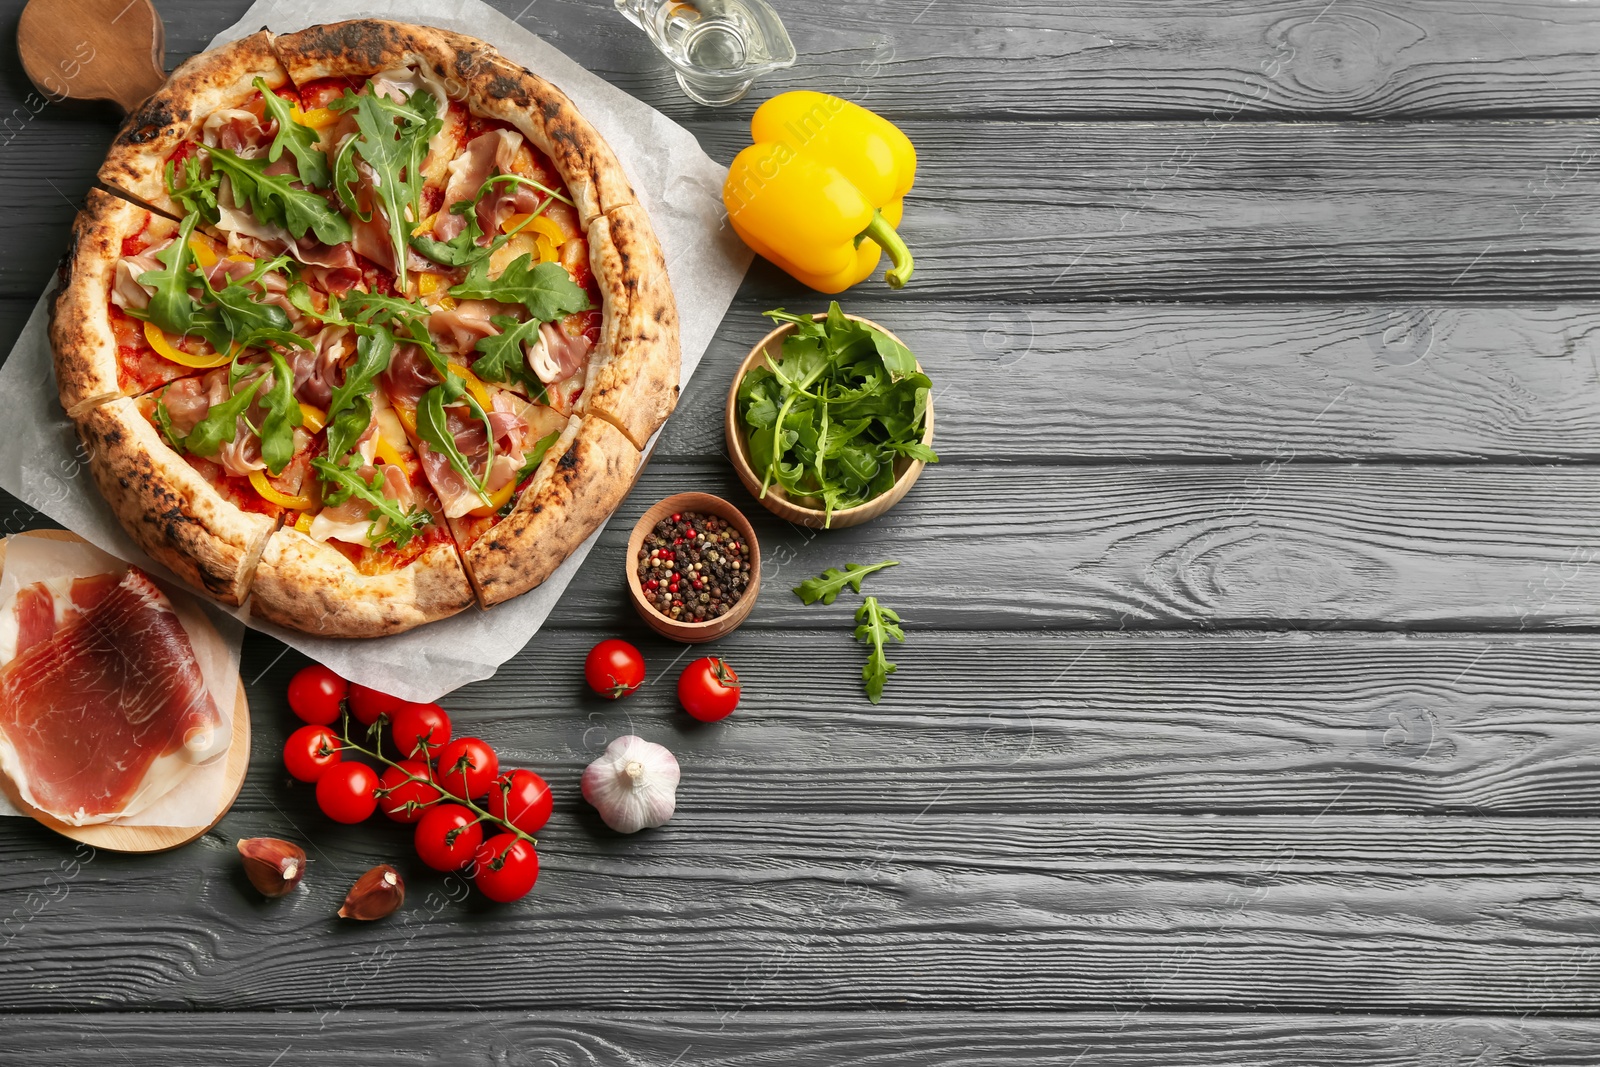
[52,189,235,416]
[250,375,475,638]
[74,364,299,607]
[98,30,295,221]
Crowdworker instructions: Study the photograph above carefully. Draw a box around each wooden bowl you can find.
[725,313,934,529]
[625,492,761,644]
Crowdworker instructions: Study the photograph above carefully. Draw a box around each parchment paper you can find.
[0,0,750,701]
[0,532,244,826]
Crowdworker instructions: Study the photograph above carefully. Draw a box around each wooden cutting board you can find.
[17,0,166,114]
[0,530,250,853]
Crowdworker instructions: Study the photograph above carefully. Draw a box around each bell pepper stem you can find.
[860,210,914,289]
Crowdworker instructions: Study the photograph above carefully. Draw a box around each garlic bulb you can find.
[582,735,680,833]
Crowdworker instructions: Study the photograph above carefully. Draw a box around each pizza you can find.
[49,20,679,637]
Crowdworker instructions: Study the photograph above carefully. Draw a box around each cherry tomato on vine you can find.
[389,702,452,760]
[435,737,499,799]
[414,803,484,871]
[284,724,342,782]
[349,684,406,725]
[316,762,379,824]
[486,769,553,835]
[378,760,443,824]
[678,657,741,722]
[473,833,540,903]
[287,664,346,726]
[584,639,645,699]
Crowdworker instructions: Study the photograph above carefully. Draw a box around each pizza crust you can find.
[250,530,475,637]
[98,31,290,216]
[464,415,642,607]
[582,204,681,449]
[456,50,636,229]
[269,18,494,90]
[52,189,150,418]
[73,398,275,606]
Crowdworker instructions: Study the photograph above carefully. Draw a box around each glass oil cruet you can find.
[613,0,797,107]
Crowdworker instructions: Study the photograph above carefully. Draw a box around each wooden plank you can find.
[528,460,1600,631]
[703,118,1600,304]
[0,124,106,300]
[146,0,1600,122]
[1,809,1598,1012]
[228,629,1600,817]
[12,456,1600,632]
[672,302,1600,462]
[752,0,1600,121]
[8,1010,1600,1065]
[10,120,1600,302]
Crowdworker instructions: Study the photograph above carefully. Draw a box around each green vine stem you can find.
[335,712,536,849]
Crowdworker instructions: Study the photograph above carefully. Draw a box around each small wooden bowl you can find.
[725,313,934,529]
[625,492,761,644]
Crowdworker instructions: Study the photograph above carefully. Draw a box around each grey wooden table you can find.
[2,0,1600,1062]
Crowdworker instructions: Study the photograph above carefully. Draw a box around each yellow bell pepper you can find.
[373,433,410,470]
[291,104,340,130]
[723,91,916,294]
[250,469,317,511]
[143,321,235,369]
[469,477,517,518]
[447,362,495,412]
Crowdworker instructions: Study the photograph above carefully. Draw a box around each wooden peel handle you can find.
[18,0,167,114]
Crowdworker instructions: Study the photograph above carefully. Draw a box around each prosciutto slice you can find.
[527,321,594,385]
[111,238,171,311]
[429,301,501,355]
[0,569,228,825]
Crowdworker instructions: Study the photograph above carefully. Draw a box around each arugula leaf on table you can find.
[450,254,590,322]
[254,77,331,189]
[792,560,899,606]
[469,316,546,394]
[330,86,441,288]
[324,325,395,462]
[257,350,304,475]
[853,596,905,704]
[311,453,428,550]
[180,373,264,458]
[135,211,201,334]
[164,155,220,223]
[415,383,492,509]
[206,145,352,245]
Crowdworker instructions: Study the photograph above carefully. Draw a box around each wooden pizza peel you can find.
[18,0,166,114]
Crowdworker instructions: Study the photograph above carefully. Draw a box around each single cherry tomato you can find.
[435,737,499,800]
[378,760,443,824]
[316,762,379,824]
[389,702,453,760]
[584,639,645,699]
[678,657,741,722]
[473,833,540,902]
[284,724,342,782]
[349,684,407,725]
[415,803,484,871]
[486,769,553,835]
[287,664,347,726]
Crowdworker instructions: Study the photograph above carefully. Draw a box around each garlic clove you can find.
[237,837,308,898]
[338,864,405,920]
[581,735,680,834]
